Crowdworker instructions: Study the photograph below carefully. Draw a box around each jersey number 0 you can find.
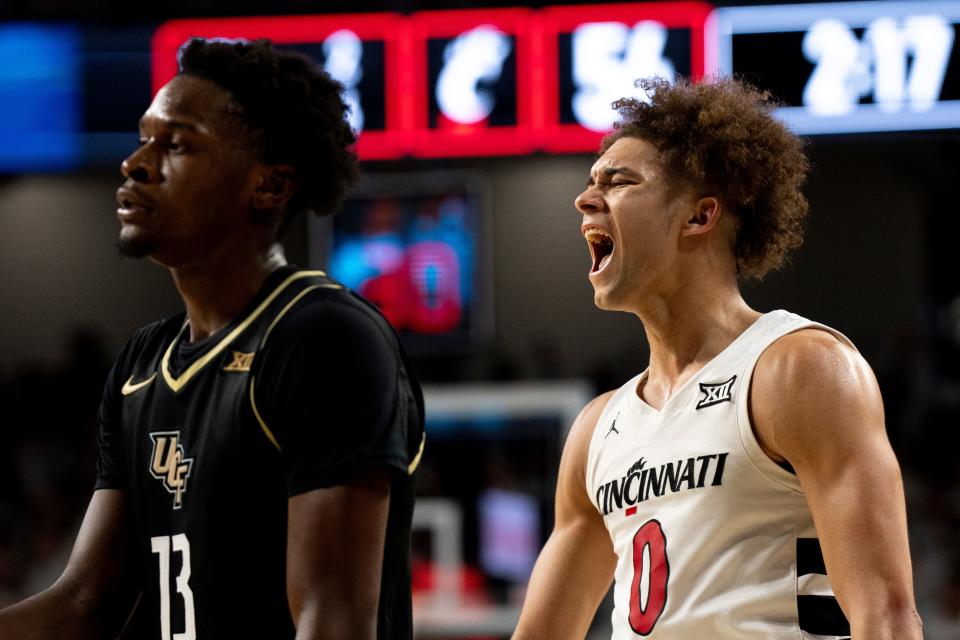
[629,519,669,636]
[151,534,197,640]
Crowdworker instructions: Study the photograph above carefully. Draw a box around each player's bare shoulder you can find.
[568,390,617,452]
[751,327,883,463]
[555,391,616,506]
[754,327,874,401]
[759,327,864,376]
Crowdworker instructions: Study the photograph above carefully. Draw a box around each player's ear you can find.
[251,164,298,214]
[680,197,722,237]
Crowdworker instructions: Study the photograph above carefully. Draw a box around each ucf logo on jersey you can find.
[149,431,194,509]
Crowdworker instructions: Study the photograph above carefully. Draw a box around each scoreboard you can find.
[2,1,960,170]
[715,1,960,134]
[151,3,713,159]
[148,1,960,154]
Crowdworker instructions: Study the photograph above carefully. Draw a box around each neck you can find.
[634,265,760,404]
[170,243,287,342]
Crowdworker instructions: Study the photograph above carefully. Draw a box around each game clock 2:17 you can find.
[715,1,960,134]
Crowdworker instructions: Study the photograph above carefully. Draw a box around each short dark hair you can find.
[177,37,359,228]
[602,77,810,280]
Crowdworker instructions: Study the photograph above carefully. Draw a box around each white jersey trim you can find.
[801,632,852,640]
[798,573,836,597]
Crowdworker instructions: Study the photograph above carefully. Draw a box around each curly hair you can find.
[602,77,810,280]
[177,38,359,230]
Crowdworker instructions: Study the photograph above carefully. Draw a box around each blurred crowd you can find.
[0,328,109,605]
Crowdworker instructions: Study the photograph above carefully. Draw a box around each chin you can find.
[592,286,618,311]
[592,283,637,313]
[593,290,609,309]
[117,231,156,259]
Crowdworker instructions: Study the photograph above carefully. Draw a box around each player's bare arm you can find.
[0,489,139,640]
[287,470,391,640]
[513,391,618,640]
[751,329,922,640]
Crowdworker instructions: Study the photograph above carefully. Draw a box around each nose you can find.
[575,185,604,216]
[121,143,158,183]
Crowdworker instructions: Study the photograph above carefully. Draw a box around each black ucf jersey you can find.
[96,267,424,639]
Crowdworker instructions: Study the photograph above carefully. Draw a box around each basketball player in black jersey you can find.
[0,38,424,640]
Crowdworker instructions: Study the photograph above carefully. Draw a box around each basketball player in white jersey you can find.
[513,77,922,640]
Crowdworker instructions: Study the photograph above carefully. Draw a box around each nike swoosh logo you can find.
[121,373,157,396]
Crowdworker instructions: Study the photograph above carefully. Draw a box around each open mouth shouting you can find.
[584,227,615,275]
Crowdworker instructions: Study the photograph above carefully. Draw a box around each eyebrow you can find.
[138,117,201,133]
[586,166,642,187]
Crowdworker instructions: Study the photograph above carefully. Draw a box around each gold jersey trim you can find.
[260,284,343,348]
[246,281,343,452]
[408,433,426,475]
[160,270,329,393]
[249,374,281,452]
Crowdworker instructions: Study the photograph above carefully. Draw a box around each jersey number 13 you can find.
[151,534,197,640]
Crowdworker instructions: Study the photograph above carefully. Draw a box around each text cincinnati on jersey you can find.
[596,452,730,516]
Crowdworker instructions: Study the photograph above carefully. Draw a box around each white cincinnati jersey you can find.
[586,310,852,640]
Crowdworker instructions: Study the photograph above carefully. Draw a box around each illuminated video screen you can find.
[309,171,493,352]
